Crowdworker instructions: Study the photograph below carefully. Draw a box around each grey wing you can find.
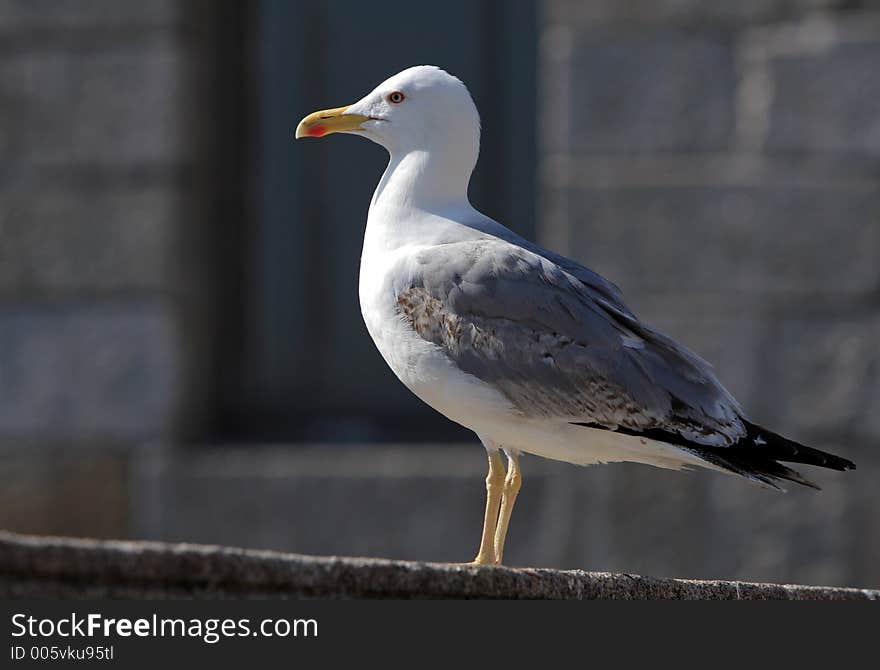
[395,239,746,447]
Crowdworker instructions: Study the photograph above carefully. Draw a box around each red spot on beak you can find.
[307,125,327,137]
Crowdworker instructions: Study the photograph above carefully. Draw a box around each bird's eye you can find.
[387,91,406,104]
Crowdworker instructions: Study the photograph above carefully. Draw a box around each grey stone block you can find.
[0,446,130,538]
[1,530,877,599]
[704,463,854,586]
[0,0,182,29]
[560,183,880,298]
[133,446,496,564]
[0,39,198,167]
[564,33,734,152]
[0,187,183,294]
[766,41,880,155]
[760,315,880,443]
[0,305,180,441]
[543,0,846,26]
[559,457,866,586]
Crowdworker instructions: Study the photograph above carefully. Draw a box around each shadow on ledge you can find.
[1,531,877,600]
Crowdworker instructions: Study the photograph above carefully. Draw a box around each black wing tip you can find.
[694,448,824,491]
[705,422,855,490]
[742,420,856,473]
[570,419,855,489]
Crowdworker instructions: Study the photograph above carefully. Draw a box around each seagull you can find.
[295,65,856,566]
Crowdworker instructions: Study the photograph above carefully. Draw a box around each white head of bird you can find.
[296,66,481,208]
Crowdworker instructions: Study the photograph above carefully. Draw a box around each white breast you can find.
[358,242,517,438]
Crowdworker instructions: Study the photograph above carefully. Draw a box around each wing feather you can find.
[397,239,745,447]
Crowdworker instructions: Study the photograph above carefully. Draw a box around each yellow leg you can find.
[493,451,522,565]
[472,450,505,565]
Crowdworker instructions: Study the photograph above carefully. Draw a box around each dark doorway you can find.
[218,0,536,442]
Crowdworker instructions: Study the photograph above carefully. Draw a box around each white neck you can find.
[363,145,477,255]
[371,143,475,210]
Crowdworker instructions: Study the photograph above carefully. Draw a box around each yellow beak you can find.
[295,105,372,139]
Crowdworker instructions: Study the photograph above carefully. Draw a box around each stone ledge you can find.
[1,531,877,600]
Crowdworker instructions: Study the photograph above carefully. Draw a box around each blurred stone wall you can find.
[0,2,222,547]
[0,1,218,445]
